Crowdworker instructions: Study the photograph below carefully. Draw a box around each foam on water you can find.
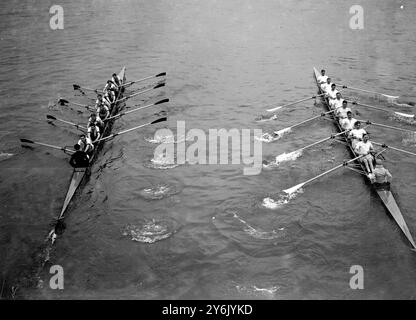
[122,219,178,243]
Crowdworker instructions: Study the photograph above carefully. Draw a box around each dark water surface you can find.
[1,0,416,299]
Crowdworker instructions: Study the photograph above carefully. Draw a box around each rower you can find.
[69,144,89,168]
[103,80,117,93]
[88,112,104,130]
[97,103,110,121]
[104,88,115,105]
[321,77,333,93]
[340,111,357,131]
[354,133,375,174]
[331,92,344,110]
[111,73,122,90]
[335,99,351,122]
[371,159,392,188]
[317,69,328,89]
[96,94,111,109]
[348,121,367,149]
[325,83,339,107]
[87,123,101,144]
[78,134,94,156]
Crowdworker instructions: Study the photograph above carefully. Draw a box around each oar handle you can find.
[359,120,415,134]
[267,93,324,112]
[373,141,416,157]
[20,139,75,154]
[120,72,166,88]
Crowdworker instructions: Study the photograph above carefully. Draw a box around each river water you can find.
[1,0,416,299]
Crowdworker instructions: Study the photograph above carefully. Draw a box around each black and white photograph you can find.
[1,0,416,305]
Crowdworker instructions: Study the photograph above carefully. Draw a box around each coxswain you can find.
[78,134,94,155]
[340,111,357,131]
[88,112,104,130]
[371,159,392,187]
[87,123,101,144]
[321,77,333,92]
[97,103,110,121]
[331,92,344,109]
[354,133,375,174]
[69,144,89,168]
[335,99,351,121]
[348,121,367,149]
[317,69,328,89]
[325,83,339,107]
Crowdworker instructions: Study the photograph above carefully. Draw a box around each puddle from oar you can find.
[139,183,180,200]
[236,285,280,298]
[231,211,284,240]
[122,219,179,243]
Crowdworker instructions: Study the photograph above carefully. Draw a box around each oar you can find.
[372,142,416,157]
[105,98,169,121]
[338,84,399,100]
[358,120,416,134]
[97,117,167,143]
[267,93,325,112]
[46,115,87,131]
[275,129,349,162]
[349,101,413,117]
[115,83,165,103]
[58,98,95,112]
[121,72,166,88]
[283,154,364,194]
[20,138,75,154]
[73,84,99,93]
[274,110,335,136]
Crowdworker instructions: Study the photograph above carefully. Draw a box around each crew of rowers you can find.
[317,69,392,186]
[69,73,123,168]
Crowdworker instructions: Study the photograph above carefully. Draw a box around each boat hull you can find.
[58,67,126,219]
[313,67,416,248]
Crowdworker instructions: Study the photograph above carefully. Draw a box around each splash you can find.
[0,152,14,161]
[145,134,187,144]
[145,153,180,170]
[254,114,278,122]
[236,285,280,298]
[122,219,177,243]
[262,192,300,209]
[139,184,179,200]
[274,150,303,165]
[255,132,282,143]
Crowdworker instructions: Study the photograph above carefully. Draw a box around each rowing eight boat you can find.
[58,67,126,220]
[313,67,416,249]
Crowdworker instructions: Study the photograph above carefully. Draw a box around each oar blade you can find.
[283,182,305,195]
[151,117,167,124]
[46,114,57,120]
[274,127,291,137]
[20,138,34,144]
[73,84,80,90]
[266,106,282,112]
[156,72,166,77]
[154,82,166,89]
[155,98,169,105]
[394,111,414,118]
[58,98,69,106]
